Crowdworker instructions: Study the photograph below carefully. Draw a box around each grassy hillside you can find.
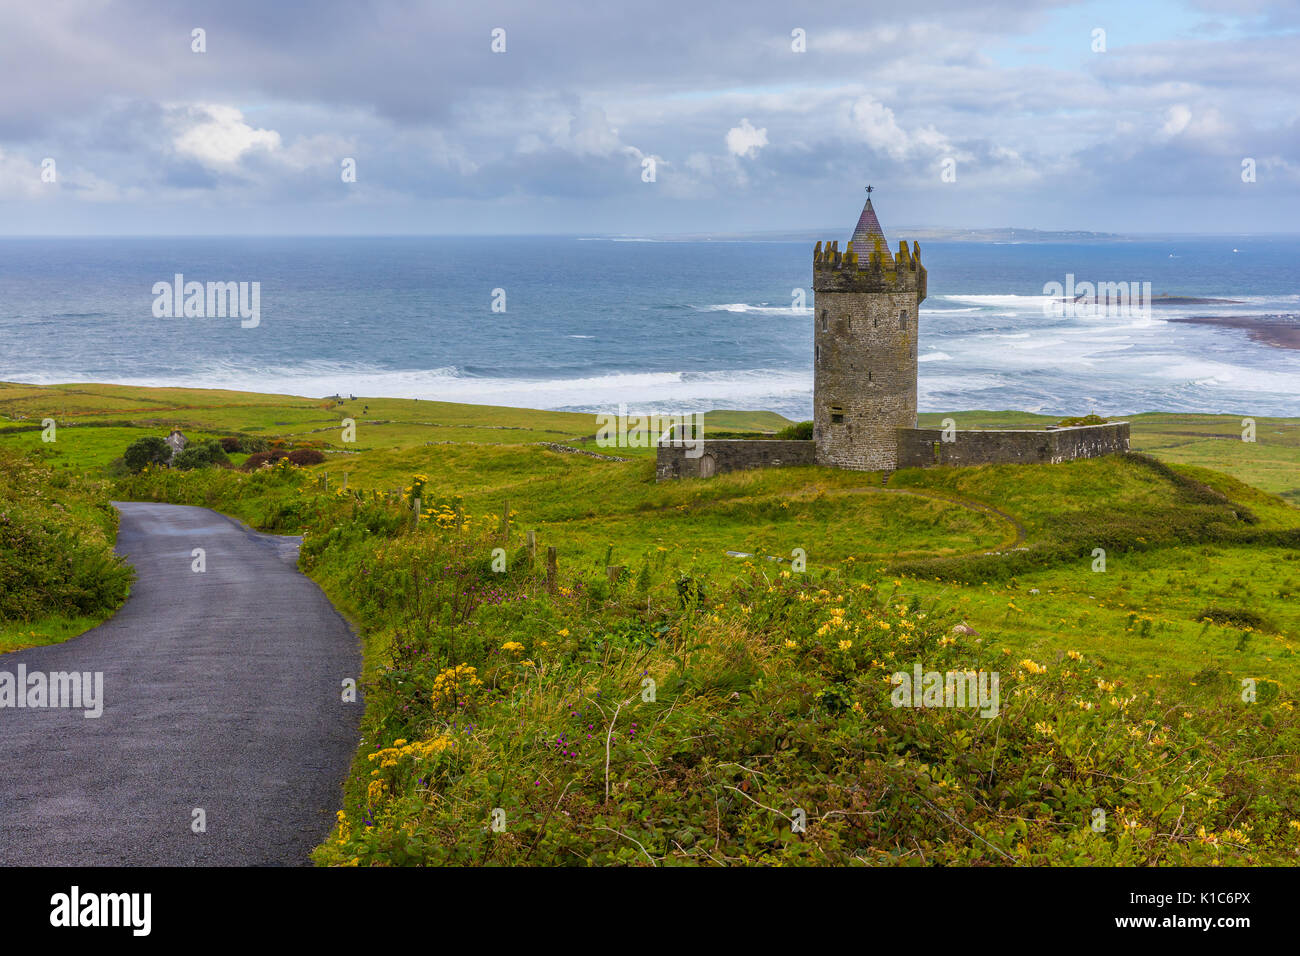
[3,381,1297,864]
[7,381,1295,500]
[1127,412,1300,505]
[0,381,788,467]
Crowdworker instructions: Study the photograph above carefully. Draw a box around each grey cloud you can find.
[0,0,1296,233]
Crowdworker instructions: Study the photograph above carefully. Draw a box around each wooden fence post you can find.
[546,547,558,593]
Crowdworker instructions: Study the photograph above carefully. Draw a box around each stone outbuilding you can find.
[165,429,187,461]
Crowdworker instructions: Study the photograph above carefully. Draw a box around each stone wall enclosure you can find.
[655,440,816,481]
[895,421,1130,468]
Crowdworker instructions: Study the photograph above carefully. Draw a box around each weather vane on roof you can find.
[865,184,873,196]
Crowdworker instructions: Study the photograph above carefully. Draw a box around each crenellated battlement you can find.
[813,237,927,300]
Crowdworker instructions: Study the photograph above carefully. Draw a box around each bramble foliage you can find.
[1058,414,1110,427]
[219,435,269,454]
[123,436,171,473]
[172,439,230,471]
[115,455,322,530]
[774,420,815,441]
[241,448,327,470]
[0,450,131,621]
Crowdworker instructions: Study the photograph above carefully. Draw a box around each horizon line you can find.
[2,230,1300,240]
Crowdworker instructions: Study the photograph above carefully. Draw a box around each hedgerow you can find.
[0,450,131,621]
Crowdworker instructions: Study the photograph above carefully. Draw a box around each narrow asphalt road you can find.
[0,502,362,866]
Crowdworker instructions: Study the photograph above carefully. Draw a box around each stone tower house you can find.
[812,192,927,471]
[656,199,1128,482]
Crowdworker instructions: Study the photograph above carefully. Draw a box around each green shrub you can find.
[1058,414,1109,427]
[172,440,230,471]
[235,435,270,453]
[240,447,325,471]
[0,450,131,622]
[1197,605,1275,633]
[123,436,171,473]
[774,420,814,440]
[287,448,326,466]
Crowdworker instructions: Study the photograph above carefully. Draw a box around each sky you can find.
[0,0,1297,236]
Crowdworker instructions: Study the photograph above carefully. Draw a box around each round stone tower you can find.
[811,190,927,471]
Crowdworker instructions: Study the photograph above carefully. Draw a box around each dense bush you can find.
[220,435,269,454]
[241,448,325,471]
[114,456,330,532]
[123,436,171,473]
[0,450,131,621]
[1197,605,1275,633]
[774,420,814,440]
[172,439,230,470]
[287,448,327,466]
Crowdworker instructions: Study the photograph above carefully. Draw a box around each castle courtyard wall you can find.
[895,422,1130,468]
[655,440,816,480]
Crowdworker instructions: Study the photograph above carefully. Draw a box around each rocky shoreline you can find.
[1168,314,1300,350]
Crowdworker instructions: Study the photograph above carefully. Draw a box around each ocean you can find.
[1,235,1298,419]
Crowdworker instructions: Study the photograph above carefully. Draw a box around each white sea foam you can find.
[1002,337,1067,351]
[695,303,804,316]
[938,294,1055,308]
[12,297,1299,422]
[1144,357,1300,392]
[79,362,817,415]
[1223,294,1300,304]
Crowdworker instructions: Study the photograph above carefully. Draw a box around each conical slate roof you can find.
[851,196,887,248]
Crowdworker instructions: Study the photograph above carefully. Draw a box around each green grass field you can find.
[2,380,1297,865]
[4,380,1296,690]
